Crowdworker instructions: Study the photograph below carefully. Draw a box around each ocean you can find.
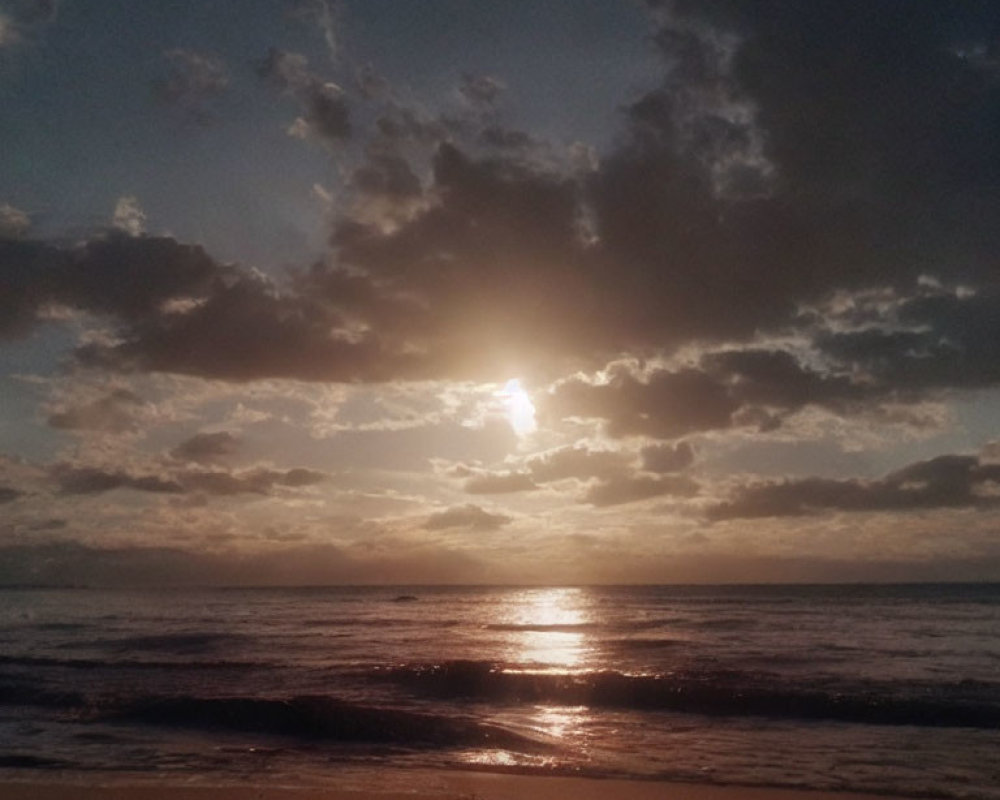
[1,584,998,798]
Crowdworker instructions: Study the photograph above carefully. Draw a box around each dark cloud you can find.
[702,349,865,412]
[0,234,218,337]
[0,486,23,504]
[177,467,326,495]
[544,342,930,440]
[545,366,737,439]
[0,203,30,238]
[76,269,411,382]
[346,154,426,229]
[6,0,56,25]
[3,0,1000,410]
[0,0,56,49]
[170,431,240,463]
[464,471,537,495]
[641,441,694,473]
[526,446,631,483]
[459,73,505,107]
[424,504,511,531]
[47,389,143,434]
[350,155,422,202]
[258,48,350,142]
[584,474,698,507]
[50,463,325,497]
[330,142,600,378]
[152,49,229,123]
[707,454,1000,520]
[819,287,1000,392]
[479,126,537,151]
[52,465,183,496]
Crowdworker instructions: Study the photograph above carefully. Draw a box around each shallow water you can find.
[1,584,999,797]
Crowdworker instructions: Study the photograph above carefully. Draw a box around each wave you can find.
[377,660,1000,729]
[0,682,86,708]
[613,638,686,651]
[485,623,602,633]
[0,654,268,671]
[100,694,553,750]
[78,632,249,654]
[301,618,460,629]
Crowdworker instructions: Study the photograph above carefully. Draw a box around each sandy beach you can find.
[0,770,919,800]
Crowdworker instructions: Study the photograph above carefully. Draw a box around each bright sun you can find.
[499,378,537,436]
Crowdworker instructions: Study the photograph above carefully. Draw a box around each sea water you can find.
[1,584,998,797]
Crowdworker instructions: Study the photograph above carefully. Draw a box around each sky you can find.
[2,0,1000,586]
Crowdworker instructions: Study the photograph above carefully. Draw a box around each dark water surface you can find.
[1,584,999,797]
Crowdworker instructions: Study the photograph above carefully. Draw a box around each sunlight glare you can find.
[499,378,537,436]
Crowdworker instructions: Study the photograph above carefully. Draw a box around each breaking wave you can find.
[376,660,1000,729]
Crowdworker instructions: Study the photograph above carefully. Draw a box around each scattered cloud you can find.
[0,203,30,238]
[526,445,632,483]
[0,0,56,50]
[111,196,146,236]
[49,462,325,497]
[708,454,1000,521]
[152,49,229,123]
[170,431,240,463]
[584,474,697,507]
[464,471,537,495]
[258,48,350,143]
[641,441,694,473]
[459,73,505,107]
[47,388,144,434]
[424,503,511,531]
[4,1,1000,583]
[0,486,23,504]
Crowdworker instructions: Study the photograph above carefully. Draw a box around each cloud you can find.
[459,73,506,107]
[526,445,631,482]
[49,463,325,497]
[707,454,1000,520]
[75,266,417,382]
[818,287,1000,393]
[346,154,426,231]
[546,366,737,439]
[152,49,229,123]
[258,48,350,143]
[47,388,144,433]
[424,503,511,531]
[3,1,1000,420]
[0,0,55,50]
[291,0,339,62]
[0,486,23,504]
[112,196,146,236]
[0,203,30,238]
[0,234,219,338]
[51,465,183,496]
[640,441,694,473]
[464,471,537,494]
[170,431,240,463]
[178,467,325,496]
[583,474,698,507]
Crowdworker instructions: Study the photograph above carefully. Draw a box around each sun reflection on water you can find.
[465,589,603,770]
[501,587,593,671]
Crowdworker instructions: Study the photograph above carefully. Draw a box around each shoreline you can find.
[0,767,923,800]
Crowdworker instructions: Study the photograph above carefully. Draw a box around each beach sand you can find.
[0,769,918,800]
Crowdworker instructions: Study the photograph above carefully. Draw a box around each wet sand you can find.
[0,768,920,800]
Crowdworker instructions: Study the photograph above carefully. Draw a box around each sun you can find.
[498,378,537,436]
